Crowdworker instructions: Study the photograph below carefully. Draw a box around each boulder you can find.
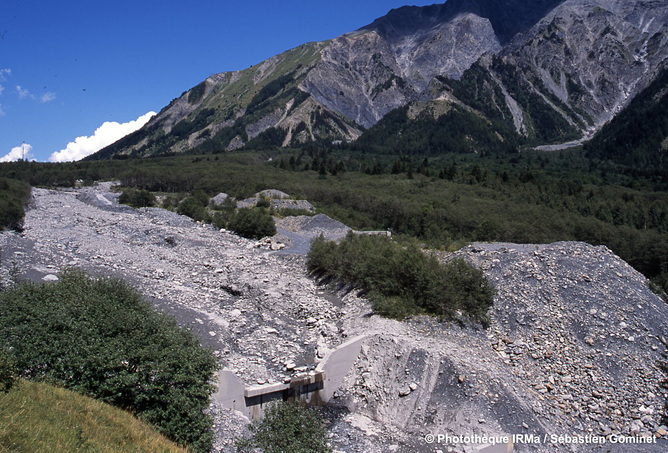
[211,193,229,207]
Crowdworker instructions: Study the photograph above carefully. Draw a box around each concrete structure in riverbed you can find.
[213,336,366,420]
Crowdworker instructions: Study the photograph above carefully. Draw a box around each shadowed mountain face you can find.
[365,0,564,44]
[91,0,667,159]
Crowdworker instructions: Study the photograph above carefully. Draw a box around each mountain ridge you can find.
[90,0,668,159]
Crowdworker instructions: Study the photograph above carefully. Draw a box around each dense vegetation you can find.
[227,207,277,239]
[353,103,518,156]
[308,233,495,323]
[2,145,668,296]
[0,177,31,231]
[0,270,218,453]
[0,380,188,452]
[235,401,331,453]
[166,188,277,239]
[119,187,156,208]
[176,189,210,222]
[0,347,18,393]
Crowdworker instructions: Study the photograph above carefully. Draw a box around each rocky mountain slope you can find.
[1,184,666,452]
[583,64,668,174]
[90,0,668,159]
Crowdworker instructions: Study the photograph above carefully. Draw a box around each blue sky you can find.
[0,0,439,162]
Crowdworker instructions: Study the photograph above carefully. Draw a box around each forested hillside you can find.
[584,66,668,180]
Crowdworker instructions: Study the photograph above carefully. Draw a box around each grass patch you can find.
[0,380,188,453]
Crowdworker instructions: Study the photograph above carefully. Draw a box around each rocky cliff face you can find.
[91,0,668,158]
[504,0,668,128]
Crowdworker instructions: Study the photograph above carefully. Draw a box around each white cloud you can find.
[15,85,55,103]
[0,70,8,103]
[0,143,34,163]
[0,103,4,116]
[48,111,156,162]
[16,85,29,99]
[39,91,56,103]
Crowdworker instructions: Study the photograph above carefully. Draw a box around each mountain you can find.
[90,0,668,159]
[583,64,668,177]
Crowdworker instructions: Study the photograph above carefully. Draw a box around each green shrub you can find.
[177,193,210,222]
[210,198,235,229]
[228,207,276,239]
[0,177,31,231]
[190,189,210,207]
[0,197,24,231]
[307,233,495,324]
[118,188,156,208]
[236,401,331,453]
[161,194,182,211]
[0,347,19,393]
[0,270,217,453]
[256,196,271,209]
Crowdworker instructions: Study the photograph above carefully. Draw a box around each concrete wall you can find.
[316,335,366,402]
[474,442,514,453]
[213,335,367,420]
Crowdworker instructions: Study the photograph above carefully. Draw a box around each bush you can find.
[256,196,271,209]
[0,347,19,393]
[0,270,218,453]
[118,188,156,208]
[177,193,210,222]
[307,233,495,324]
[211,197,238,230]
[161,194,181,211]
[0,177,31,231]
[236,401,331,453]
[228,207,277,239]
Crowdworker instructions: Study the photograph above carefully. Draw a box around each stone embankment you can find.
[1,183,666,453]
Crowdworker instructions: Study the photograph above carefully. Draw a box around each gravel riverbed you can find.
[1,183,667,453]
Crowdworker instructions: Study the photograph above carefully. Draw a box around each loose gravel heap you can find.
[1,183,666,453]
[327,243,668,452]
[276,213,351,240]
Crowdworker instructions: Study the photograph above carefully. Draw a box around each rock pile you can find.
[464,242,668,442]
[236,189,315,212]
[325,242,668,452]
